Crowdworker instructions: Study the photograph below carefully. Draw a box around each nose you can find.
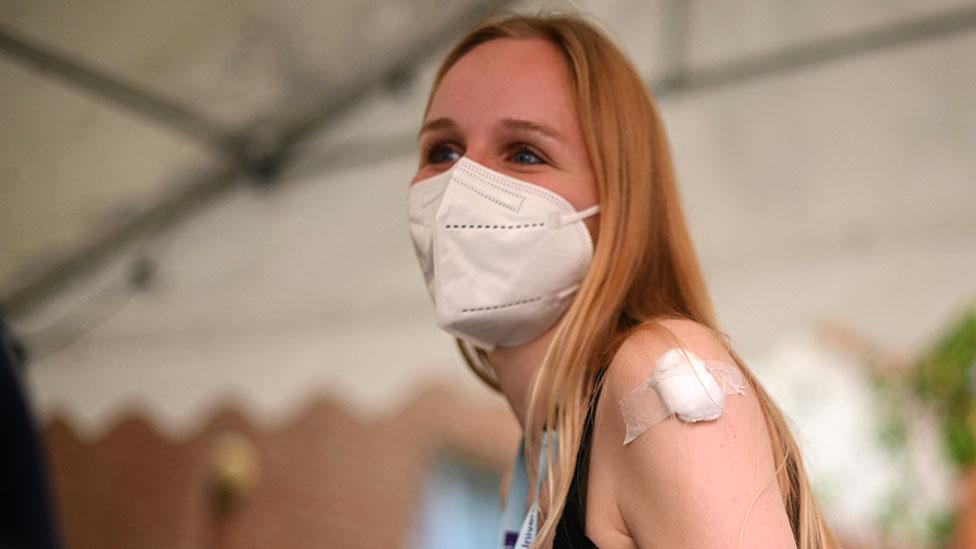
[456,142,495,172]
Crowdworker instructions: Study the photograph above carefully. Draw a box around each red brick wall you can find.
[43,383,519,549]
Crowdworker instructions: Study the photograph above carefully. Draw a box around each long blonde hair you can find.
[427,12,837,548]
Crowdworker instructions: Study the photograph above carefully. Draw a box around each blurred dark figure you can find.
[0,311,62,549]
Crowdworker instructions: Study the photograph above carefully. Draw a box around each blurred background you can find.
[1,0,975,547]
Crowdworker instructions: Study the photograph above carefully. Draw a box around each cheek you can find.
[410,170,430,186]
[560,173,600,211]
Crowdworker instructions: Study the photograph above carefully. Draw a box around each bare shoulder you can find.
[602,317,735,402]
[590,318,796,548]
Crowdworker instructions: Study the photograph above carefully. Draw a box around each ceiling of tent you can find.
[0,0,512,307]
[2,0,975,316]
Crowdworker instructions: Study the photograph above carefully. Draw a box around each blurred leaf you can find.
[913,305,976,468]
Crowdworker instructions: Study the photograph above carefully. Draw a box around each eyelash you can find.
[422,141,548,166]
[423,141,461,165]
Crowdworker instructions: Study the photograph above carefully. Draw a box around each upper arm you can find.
[598,318,796,549]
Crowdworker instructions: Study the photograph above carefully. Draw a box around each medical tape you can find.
[619,347,748,445]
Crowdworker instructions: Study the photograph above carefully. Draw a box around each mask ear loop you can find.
[552,204,601,227]
[456,338,501,391]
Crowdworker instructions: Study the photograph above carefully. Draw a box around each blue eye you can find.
[511,146,543,165]
[426,143,461,165]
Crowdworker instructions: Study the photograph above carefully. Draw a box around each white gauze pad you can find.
[619,348,747,445]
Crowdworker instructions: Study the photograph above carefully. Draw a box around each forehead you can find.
[426,37,579,129]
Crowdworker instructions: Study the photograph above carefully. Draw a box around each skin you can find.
[411,37,796,548]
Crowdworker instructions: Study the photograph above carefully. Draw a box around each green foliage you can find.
[946,413,976,466]
[870,350,947,546]
[927,508,957,548]
[913,305,976,469]
[870,304,975,546]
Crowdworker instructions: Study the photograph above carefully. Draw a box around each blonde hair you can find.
[427,12,838,548]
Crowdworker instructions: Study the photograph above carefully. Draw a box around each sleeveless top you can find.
[554,366,605,548]
[499,367,606,548]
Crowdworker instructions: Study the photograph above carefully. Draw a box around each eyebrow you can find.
[417,116,566,142]
[497,117,566,142]
[418,117,456,138]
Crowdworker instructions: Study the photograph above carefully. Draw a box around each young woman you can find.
[407,13,837,549]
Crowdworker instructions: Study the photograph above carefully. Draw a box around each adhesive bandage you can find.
[619,348,748,445]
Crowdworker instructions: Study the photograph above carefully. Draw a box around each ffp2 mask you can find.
[407,157,599,350]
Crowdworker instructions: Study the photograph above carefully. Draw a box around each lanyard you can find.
[498,431,557,549]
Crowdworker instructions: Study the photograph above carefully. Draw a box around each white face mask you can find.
[407,156,600,351]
